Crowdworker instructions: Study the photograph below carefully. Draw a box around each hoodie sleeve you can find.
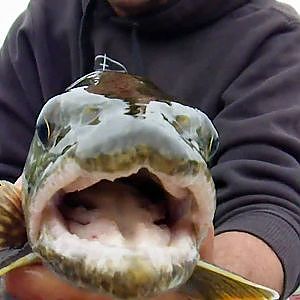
[0,9,42,182]
[0,0,81,182]
[213,18,300,298]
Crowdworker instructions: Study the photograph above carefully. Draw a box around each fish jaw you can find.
[23,158,215,298]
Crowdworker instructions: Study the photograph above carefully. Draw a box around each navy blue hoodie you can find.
[0,0,300,298]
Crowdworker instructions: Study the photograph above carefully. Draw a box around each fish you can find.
[0,69,279,300]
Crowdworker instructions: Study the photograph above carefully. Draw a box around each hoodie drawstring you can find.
[109,17,146,76]
[130,22,145,76]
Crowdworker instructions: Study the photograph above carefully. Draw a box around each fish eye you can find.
[208,136,219,161]
[195,124,219,163]
[36,117,52,147]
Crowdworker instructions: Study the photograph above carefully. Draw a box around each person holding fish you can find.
[0,0,299,299]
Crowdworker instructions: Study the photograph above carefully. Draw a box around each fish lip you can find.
[26,160,215,297]
[27,158,215,244]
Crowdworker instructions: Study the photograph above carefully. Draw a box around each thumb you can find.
[199,225,214,262]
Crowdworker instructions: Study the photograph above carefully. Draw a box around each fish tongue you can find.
[69,211,125,245]
[61,180,171,247]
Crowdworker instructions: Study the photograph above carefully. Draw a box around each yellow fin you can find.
[0,180,27,249]
[0,253,41,276]
[179,260,279,299]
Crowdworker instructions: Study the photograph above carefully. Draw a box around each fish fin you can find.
[0,180,31,274]
[0,252,41,276]
[0,180,27,249]
[0,243,35,273]
[178,260,279,300]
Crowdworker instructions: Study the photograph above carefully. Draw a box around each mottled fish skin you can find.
[21,71,218,298]
[0,71,279,300]
[23,72,218,205]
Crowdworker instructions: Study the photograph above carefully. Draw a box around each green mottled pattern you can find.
[21,71,219,298]
[23,72,218,212]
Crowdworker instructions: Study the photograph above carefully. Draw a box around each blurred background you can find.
[0,0,29,46]
[0,0,300,46]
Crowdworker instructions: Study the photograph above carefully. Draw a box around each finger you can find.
[199,225,214,262]
[5,264,111,300]
[5,265,189,300]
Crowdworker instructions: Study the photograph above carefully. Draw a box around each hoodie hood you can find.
[82,0,249,33]
[79,0,250,77]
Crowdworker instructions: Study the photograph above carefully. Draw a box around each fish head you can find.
[22,71,219,299]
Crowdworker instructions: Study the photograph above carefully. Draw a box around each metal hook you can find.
[66,54,128,91]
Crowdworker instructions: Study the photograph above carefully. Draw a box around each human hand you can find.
[212,231,284,294]
[4,227,214,300]
[4,176,214,300]
[6,177,283,299]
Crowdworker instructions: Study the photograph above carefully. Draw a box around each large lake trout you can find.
[0,70,279,299]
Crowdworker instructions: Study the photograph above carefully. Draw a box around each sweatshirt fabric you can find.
[0,0,300,298]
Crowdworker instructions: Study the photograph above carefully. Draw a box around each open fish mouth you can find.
[27,156,214,299]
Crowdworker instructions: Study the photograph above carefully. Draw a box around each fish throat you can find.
[58,169,193,248]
